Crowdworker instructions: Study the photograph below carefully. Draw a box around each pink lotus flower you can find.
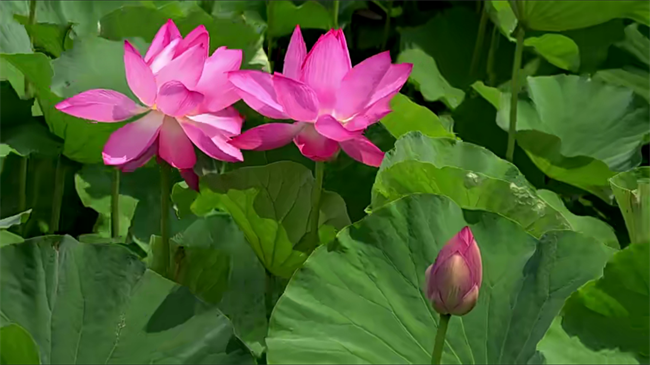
[425,227,482,316]
[227,26,412,167]
[56,20,245,175]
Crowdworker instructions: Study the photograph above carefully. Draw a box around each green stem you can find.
[111,168,120,239]
[18,157,28,214]
[431,314,451,365]
[266,0,274,71]
[486,25,499,87]
[264,270,275,319]
[333,0,340,28]
[381,1,393,50]
[505,26,525,162]
[309,161,325,246]
[24,0,37,98]
[160,160,172,277]
[470,5,489,78]
[49,156,65,235]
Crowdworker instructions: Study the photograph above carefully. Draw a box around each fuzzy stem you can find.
[160,160,172,276]
[309,161,325,246]
[333,1,340,28]
[486,25,499,86]
[505,26,525,162]
[381,1,393,50]
[49,156,65,234]
[431,314,451,365]
[111,168,120,239]
[470,5,489,78]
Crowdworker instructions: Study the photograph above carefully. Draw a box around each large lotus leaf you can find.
[616,23,650,66]
[396,47,465,109]
[547,241,650,362]
[537,190,618,248]
[510,1,649,31]
[536,317,641,364]
[1,53,124,164]
[379,93,455,140]
[372,133,570,238]
[609,167,650,245]
[479,75,649,201]
[74,164,191,247]
[595,68,650,104]
[0,323,41,365]
[399,7,480,90]
[0,2,32,55]
[266,1,332,38]
[14,14,74,58]
[0,235,254,364]
[524,34,580,72]
[147,211,267,356]
[266,194,614,364]
[191,161,350,278]
[99,3,268,70]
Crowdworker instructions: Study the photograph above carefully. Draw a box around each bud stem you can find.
[431,314,451,364]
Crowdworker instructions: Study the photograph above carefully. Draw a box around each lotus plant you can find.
[228,25,412,167]
[56,20,245,181]
[425,226,482,364]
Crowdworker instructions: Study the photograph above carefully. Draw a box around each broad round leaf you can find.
[373,133,571,238]
[0,324,41,365]
[512,1,649,32]
[0,235,254,364]
[192,161,350,278]
[267,194,614,364]
[379,93,455,140]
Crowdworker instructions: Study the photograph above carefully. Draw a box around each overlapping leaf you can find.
[267,194,614,364]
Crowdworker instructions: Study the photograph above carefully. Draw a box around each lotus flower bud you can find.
[425,226,482,316]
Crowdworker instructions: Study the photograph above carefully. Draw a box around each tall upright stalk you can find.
[470,5,489,78]
[49,156,65,234]
[431,314,451,364]
[18,157,28,214]
[505,26,525,162]
[24,0,37,98]
[309,161,325,247]
[111,168,120,239]
[266,0,274,71]
[486,25,499,86]
[160,160,172,277]
[333,0,340,28]
[381,1,393,50]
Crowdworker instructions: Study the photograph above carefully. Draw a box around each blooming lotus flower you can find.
[425,227,482,316]
[227,26,412,167]
[56,20,245,176]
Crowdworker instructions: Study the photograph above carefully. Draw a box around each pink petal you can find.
[300,30,352,111]
[335,29,352,71]
[335,51,392,120]
[230,123,304,151]
[156,81,204,117]
[144,19,181,63]
[195,47,243,113]
[228,70,287,119]
[368,63,412,106]
[344,93,393,132]
[314,114,361,142]
[117,139,158,172]
[149,38,181,74]
[283,25,307,80]
[179,118,243,162]
[339,136,384,167]
[273,74,319,122]
[158,115,196,169]
[175,25,209,58]
[156,44,207,90]
[124,40,157,106]
[186,107,243,137]
[103,111,164,165]
[180,169,199,192]
[293,124,339,161]
[55,89,146,122]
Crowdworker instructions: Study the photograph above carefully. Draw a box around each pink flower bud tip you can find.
[425,226,482,316]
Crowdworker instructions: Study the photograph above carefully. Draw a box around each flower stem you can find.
[309,161,325,246]
[18,157,28,214]
[160,160,172,277]
[111,168,120,239]
[431,314,451,365]
[333,0,340,28]
[381,1,393,50]
[470,4,488,78]
[486,25,499,86]
[266,0,274,71]
[49,156,65,234]
[24,0,37,98]
[505,25,525,162]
